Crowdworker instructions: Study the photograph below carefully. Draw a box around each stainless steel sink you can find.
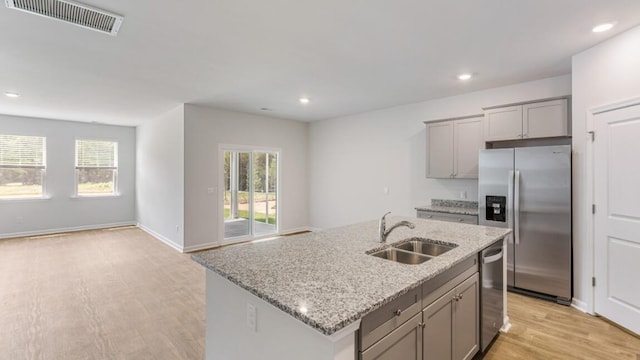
[394,238,457,256]
[370,248,431,265]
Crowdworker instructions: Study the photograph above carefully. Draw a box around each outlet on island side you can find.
[246,303,257,332]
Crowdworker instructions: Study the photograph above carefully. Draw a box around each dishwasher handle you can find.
[482,247,504,264]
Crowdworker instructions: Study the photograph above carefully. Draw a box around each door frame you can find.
[585,95,640,315]
[218,144,281,245]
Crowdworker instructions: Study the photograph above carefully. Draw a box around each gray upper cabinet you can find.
[483,105,523,141]
[426,115,484,179]
[523,99,568,139]
[484,98,569,141]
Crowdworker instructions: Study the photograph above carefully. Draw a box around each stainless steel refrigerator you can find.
[478,145,572,305]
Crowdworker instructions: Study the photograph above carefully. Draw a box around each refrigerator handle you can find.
[508,170,514,230]
[514,170,521,245]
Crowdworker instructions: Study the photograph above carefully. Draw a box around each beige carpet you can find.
[0,227,205,360]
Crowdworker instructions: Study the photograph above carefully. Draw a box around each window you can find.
[75,139,118,196]
[0,134,46,198]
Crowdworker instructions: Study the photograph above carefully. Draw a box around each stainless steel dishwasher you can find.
[480,239,504,352]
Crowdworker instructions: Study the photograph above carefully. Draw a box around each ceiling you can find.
[1,0,640,127]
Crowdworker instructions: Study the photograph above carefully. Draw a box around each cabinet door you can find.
[361,313,422,360]
[453,273,479,360]
[484,106,523,141]
[453,117,484,179]
[523,99,568,139]
[423,289,454,360]
[426,121,454,178]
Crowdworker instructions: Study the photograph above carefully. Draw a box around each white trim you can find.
[585,109,596,315]
[571,298,590,314]
[500,315,511,333]
[0,195,51,202]
[137,222,184,252]
[591,95,640,115]
[69,194,122,199]
[183,241,220,252]
[280,226,316,235]
[0,221,136,240]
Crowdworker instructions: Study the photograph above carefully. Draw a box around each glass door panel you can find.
[224,151,251,239]
[253,152,278,236]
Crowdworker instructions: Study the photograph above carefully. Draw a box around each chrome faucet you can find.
[379,212,415,243]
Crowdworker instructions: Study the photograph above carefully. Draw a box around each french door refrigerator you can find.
[478,145,572,305]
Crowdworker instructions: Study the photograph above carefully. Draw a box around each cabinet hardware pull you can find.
[457,218,463,222]
[420,323,426,329]
[394,309,402,316]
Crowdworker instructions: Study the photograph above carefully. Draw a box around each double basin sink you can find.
[369,238,457,265]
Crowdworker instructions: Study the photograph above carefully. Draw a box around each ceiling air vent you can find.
[5,0,124,36]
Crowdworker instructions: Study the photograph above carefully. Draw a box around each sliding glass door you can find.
[223,149,278,241]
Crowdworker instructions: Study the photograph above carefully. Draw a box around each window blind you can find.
[0,134,46,168]
[75,139,117,169]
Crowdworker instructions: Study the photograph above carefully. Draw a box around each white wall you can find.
[0,114,135,238]
[571,25,640,311]
[183,104,309,251]
[136,105,185,250]
[309,75,571,229]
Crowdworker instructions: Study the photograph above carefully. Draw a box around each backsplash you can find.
[431,199,478,209]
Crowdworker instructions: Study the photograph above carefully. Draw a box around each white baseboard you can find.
[183,241,220,252]
[0,221,136,240]
[500,315,512,333]
[137,223,184,252]
[281,226,317,235]
[571,298,589,314]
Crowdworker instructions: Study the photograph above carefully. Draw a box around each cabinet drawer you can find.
[361,313,422,360]
[422,256,478,306]
[417,210,478,225]
[360,286,422,350]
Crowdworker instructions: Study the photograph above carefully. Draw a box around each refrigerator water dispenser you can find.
[485,196,506,222]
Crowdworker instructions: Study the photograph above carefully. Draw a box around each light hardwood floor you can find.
[0,227,205,360]
[1,227,639,359]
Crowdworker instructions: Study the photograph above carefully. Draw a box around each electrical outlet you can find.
[246,303,256,332]
[16,216,23,224]
[207,187,215,194]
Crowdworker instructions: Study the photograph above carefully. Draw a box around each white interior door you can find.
[594,102,640,335]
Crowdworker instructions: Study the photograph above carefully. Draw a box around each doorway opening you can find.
[222,148,279,241]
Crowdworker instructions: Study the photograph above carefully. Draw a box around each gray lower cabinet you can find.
[361,313,422,360]
[359,257,480,360]
[423,273,479,360]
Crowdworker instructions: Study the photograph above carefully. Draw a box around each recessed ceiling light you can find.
[458,73,472,81]
[592,23,615,33]
[4,91,20,98]
[299,97,310,104]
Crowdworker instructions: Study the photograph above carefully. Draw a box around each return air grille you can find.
[5,0,124,35]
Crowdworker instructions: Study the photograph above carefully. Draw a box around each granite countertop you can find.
[191,217,510,336]
[415,199,479,216]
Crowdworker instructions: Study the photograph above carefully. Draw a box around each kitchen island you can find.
[191,216,511,360]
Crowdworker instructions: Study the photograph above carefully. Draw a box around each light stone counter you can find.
[415,199,479,216]
[192,216,510,337]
